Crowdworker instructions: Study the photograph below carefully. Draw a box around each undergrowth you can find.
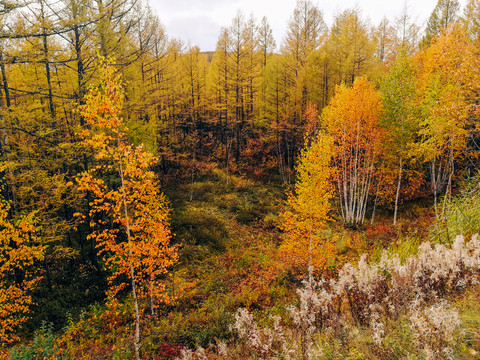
[4,170,480,360]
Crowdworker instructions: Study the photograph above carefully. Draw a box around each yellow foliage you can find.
[413,25,475,162]
[279,133,335,273]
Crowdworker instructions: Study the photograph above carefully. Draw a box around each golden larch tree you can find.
[279,130,335,273]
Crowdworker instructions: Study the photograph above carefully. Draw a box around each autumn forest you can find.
[1,0,480,358]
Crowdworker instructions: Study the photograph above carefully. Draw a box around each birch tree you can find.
[76,59,177,360]
[323,78,384,226]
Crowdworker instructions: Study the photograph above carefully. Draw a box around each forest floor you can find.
[5,168,480,359]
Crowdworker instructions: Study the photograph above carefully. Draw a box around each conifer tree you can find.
[258,16,276,68]
[394,3,421,55]
[328,8,377,87]
[422,0,460,46]
[281,0,326,173]
[279,131,335,272]
[462,0,480,40]
[209,27,234,173]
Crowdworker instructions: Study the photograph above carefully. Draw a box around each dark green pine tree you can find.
[422,0,460,46]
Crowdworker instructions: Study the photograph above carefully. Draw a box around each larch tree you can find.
[281,0,326,172]
[323,77,384,226]
[229,11,249,162]
[59,0,95,117]
[258,16,276,68]
[256,16,276,128]
[306,29,331,110]
[422,0,460,46]
[283,0,325,69]
[279,131,335,273]
[394,3,421,55]
[375,17,396,64]
[123,1,167,122]
[11,0,58,122]
[262,55,291,182]
[208,27,233,172]
[244,14,260,132]
[0,13,80,291]
[0,8,16,213]
[462,0,480,40]
[75,59,178,360]
[328,8,378,87]
[180,46,208,131]
[131,9,169,124]
[179,45,209,198]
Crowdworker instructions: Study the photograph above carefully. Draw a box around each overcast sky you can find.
[149,0,467,52]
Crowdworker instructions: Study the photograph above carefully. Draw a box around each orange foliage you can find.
[375,165,426,206]
[303,103,320,137]
[0,200,44,347]
[75,60,178,313]
[323,77,384,226]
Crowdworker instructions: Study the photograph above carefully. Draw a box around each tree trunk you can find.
[393,157,403,225]
[442,151,454,217]
[0,60,18,214]
[40,0,55,121]
[0,54,11,108]
[431,159,439,218]
[73,24,86,126]
[118,157,141,360]
[42,34,55,120]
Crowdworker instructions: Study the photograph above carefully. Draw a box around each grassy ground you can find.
[5,169,480,359]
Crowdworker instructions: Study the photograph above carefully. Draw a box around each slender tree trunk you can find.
[442,152,454,217]
[96,0,109,57]
[431,159,438,218]
[370,188,379,224]
[0,55,11,108]
[274,80,286,183]
[226,138,230,186]
[190,136,196,202]
[40,0,55,121]
[0,59,18,214]
[42,34,55,120]
[73,22,86,127]
[82,153,99,271]
[393,157,403,225]
[44,258,53,291]
[149,281,155,317]
[118,150,141,360]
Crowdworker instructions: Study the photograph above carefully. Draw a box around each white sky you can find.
[149,0,468,51]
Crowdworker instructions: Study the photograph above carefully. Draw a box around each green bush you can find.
[9,323,57,360]
[171,207,228,251]
[431,173,480,243]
